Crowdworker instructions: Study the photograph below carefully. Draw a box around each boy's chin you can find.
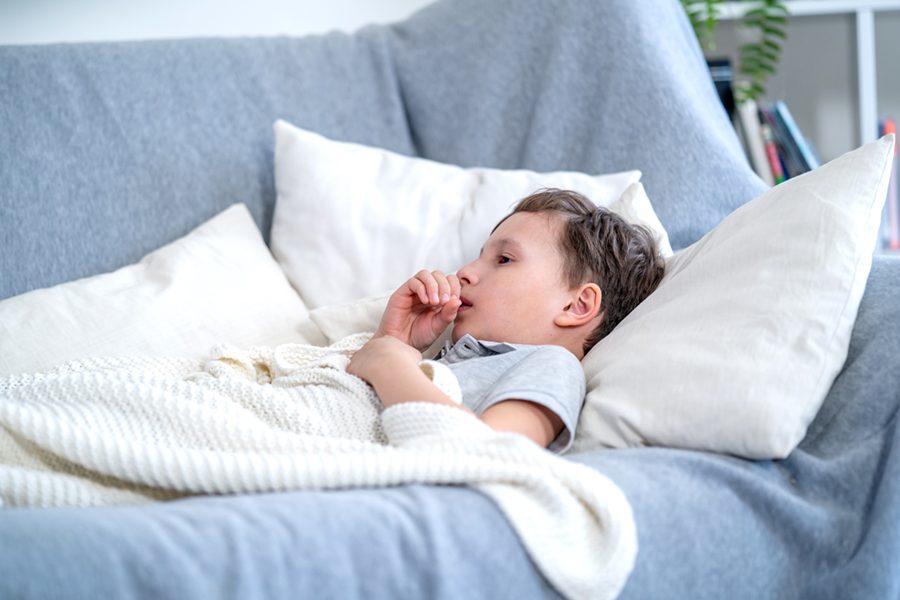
[451,322,490,344]
[450,322,470,344]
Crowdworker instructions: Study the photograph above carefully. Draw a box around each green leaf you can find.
[762,25,787,39]
[763,39,782,52]
[759,48,779,62]
[740,47,763,60]
[744,16,765,27]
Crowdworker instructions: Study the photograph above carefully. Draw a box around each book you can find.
[737,99,774,186]
[879,117,900,251]
[760,123,786,184]
[728,97,819,185]
[760,104,805,178]
[774,100,820,171]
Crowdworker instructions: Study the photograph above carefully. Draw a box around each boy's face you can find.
[452,211,575,345]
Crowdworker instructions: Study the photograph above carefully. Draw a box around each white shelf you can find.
[719,0,900,19]
[857,7,877,143]
[719,0,900,145]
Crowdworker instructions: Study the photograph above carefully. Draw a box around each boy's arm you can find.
[348,336,563,449]
[479,401,564,450]
[348,335,475,414]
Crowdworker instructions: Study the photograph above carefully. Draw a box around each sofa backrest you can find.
[0,0,766,299]
[0,33,413,299]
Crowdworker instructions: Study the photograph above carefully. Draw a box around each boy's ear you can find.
[555,283,602,328]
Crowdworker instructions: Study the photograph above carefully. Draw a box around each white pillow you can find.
[308,294,391,345]
[299,179,675,351]
[0,204,325,376]
[573,135,895,459]
[614,182,673,257]
[306,293,452,359]
[271,119,671,308]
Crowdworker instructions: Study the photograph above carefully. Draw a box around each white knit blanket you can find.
[0,333,636,600]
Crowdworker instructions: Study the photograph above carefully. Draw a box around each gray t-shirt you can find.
[431,334,585,454]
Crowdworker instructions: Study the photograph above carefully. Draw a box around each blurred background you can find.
[0,0,432,43]
[710,6,900,164]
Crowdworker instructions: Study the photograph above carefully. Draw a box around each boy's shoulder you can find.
[507,342,580,367]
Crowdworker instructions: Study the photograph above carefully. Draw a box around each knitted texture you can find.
[0,333,636,600]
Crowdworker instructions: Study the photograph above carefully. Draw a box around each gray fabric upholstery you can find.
[0,484,561,600]
[0,34,413,299]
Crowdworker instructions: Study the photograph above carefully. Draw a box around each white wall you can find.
[0,0,434,45]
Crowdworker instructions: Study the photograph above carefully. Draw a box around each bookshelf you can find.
[716,1,900,253]
[718,0,900,147]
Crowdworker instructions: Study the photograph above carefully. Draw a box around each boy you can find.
[348,188,665,453]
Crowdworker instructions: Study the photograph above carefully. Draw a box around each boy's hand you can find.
[376,270,462,351]
[347,335,422,386]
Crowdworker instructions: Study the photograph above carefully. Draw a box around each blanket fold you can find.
[0,335,636,600]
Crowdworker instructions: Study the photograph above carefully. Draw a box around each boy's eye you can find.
[498,255,511,264]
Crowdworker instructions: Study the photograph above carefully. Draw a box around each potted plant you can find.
[681,0,789,103]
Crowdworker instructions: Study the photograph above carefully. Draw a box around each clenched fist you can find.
[375,270,462,351]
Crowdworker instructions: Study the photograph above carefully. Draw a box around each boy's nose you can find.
[457,261,478,285]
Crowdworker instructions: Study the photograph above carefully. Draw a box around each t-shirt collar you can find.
[433,333,519,360]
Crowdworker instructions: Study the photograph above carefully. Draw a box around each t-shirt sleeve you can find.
[477,346,586,454]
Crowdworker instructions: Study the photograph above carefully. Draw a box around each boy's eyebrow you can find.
[479,237,522,256]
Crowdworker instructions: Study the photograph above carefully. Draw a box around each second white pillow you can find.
[271,120,670,308]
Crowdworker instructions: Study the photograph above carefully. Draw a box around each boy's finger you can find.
[414,270,440,304]
[408,277,429,306]
[439,297,461,322]
[447,273,461,299]
[432,270,451,303]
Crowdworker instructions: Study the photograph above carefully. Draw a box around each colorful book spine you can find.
[760,123,786,184]
[738,99,774,186]
[882,118,900,251]
[760,105,802,178]
[774,100,820,171]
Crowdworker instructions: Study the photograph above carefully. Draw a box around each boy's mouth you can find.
[458,296,473,312]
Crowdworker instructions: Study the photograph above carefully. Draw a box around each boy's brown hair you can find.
[493,188,666,355]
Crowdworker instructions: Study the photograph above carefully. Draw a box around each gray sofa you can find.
[2,0,899,598]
